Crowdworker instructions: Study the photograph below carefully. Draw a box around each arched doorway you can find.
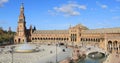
[113,41,117,49]
[14,39,17,44]
[15,40,16,42]
[23,39,24,42]
[18,38,20,43]
[108,41,112,53]
[119,45,120,52]
[59,43,64,46]
[113,41,118,53]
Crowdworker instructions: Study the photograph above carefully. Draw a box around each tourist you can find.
[50,51,52,54]
[63,49,65,52]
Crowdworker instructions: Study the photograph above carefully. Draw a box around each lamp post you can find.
[71,35,75,48]
[70,35,74,55]
[56,42,58,63]
[55,38,58,63]
[54,30,58,63]
[10,46,15,63]
[82,39,83,47]
[65,40,67,48]
[70,34,75,63]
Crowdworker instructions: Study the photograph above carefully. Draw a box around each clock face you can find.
[19,25,22,28]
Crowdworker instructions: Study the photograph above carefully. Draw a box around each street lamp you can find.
[70,35,74,57]
[70,34,75,63]
[65,40,68,48]
[10,46,15,63]
[54,30,58,63]
[71,35,75,48]
[56,43,58,63]
[82,39,83,47]
[55,38,58,63]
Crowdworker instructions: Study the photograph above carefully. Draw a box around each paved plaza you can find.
[0,44,72,63]
[103,53,120,63]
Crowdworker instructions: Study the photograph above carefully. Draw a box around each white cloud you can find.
[116,0,120,2]
[48,10,57,16]
[112,16,120,20]
[0,20,7,24]
[0,0,8,7]
[101,5,107,9]
[49,2,87,16]
[96,1,108,9]
[110,7,120,12]
[78,5,87,10]
[110,9,119,12]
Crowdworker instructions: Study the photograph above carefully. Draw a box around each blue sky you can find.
[0,0,120,31]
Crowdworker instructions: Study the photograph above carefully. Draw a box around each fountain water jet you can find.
[14,38,37,53]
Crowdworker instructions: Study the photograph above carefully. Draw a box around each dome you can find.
[70,24,88,30]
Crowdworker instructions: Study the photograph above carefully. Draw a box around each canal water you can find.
[78,56,107,63]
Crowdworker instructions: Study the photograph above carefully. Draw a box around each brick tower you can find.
[14,3,27,44]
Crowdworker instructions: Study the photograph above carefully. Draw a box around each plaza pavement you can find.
[0,45,72,63]
[103,53,120,63]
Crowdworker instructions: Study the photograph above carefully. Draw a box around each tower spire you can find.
[21,3,24,9]
[19,3,25,23]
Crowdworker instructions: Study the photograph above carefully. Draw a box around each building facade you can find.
[14,4,120,53]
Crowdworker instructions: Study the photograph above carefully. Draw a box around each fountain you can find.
[14,38,37,53]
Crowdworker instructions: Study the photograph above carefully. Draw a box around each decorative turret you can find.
[30,25,32,30]
[19,3,26,23]
[30,25,33,34]
[8,27,11,32]
[34,26,36,30]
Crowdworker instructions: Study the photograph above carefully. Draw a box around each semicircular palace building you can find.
[14,4,120,53]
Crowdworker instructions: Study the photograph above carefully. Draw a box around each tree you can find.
[0,28,15,45]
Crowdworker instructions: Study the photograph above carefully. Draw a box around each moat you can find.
[78,55,106,63]
[78,54,107,63]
